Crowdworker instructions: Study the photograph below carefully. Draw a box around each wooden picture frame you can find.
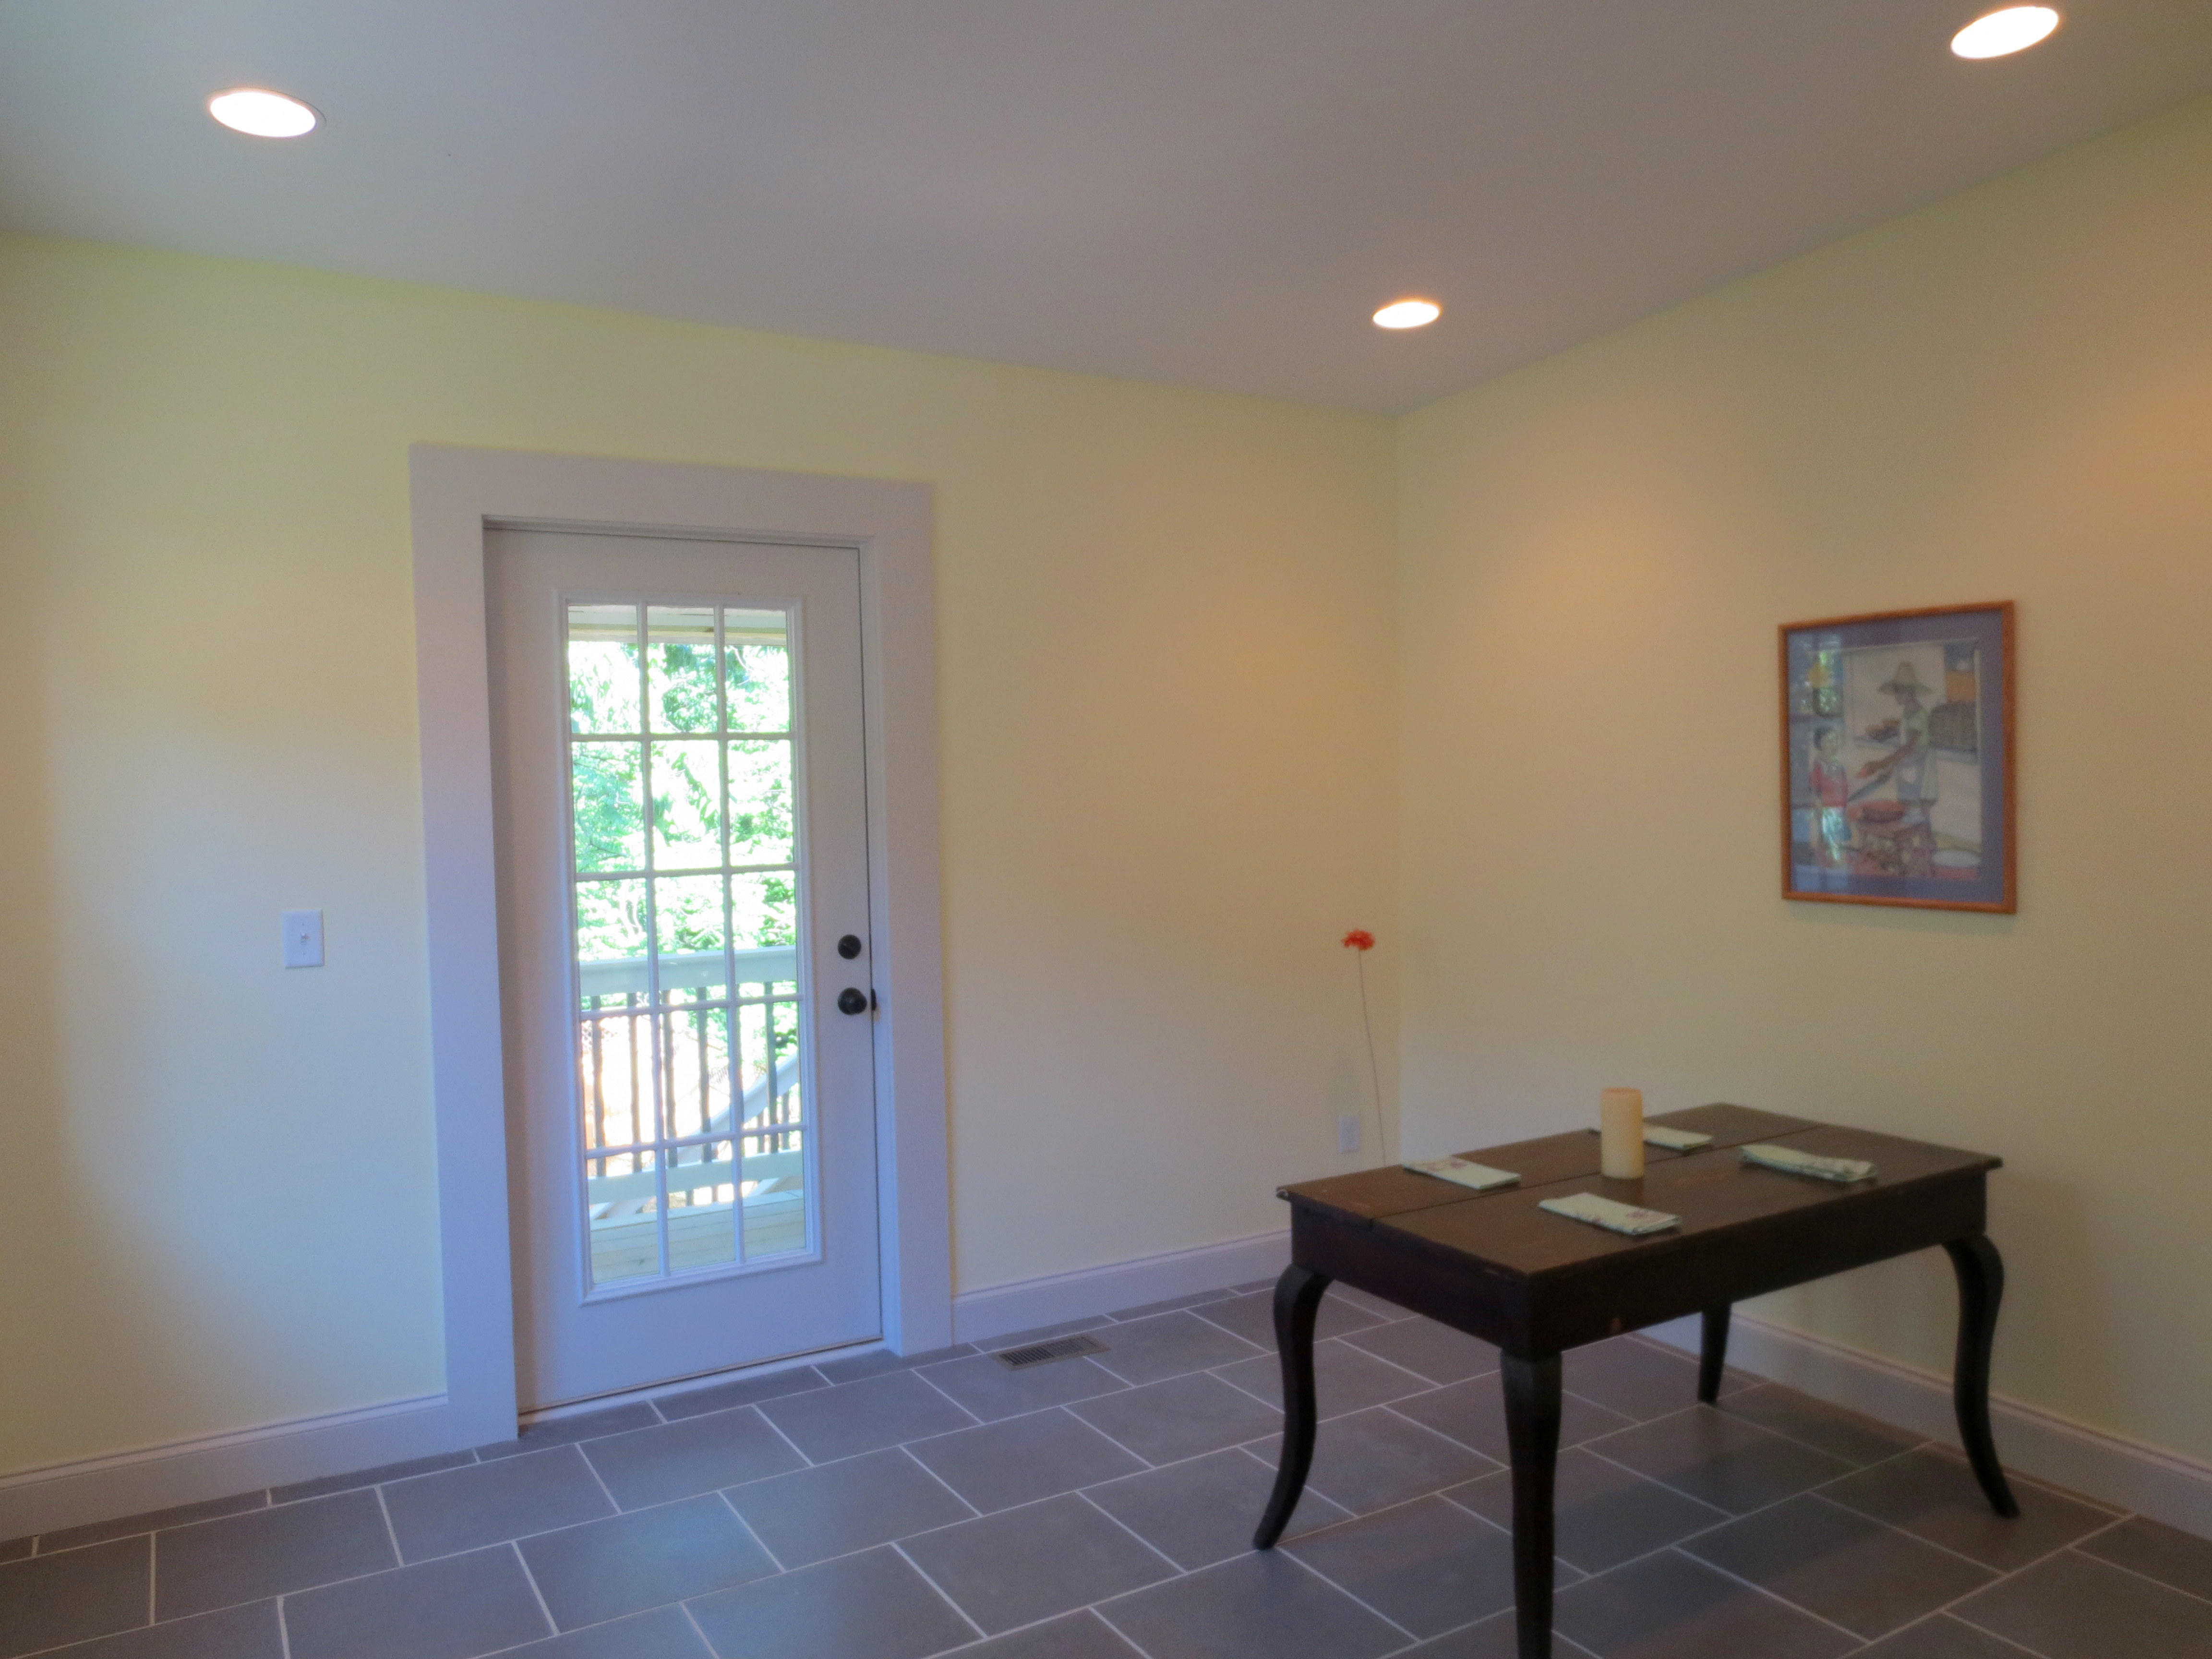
[1780,601,2015,912]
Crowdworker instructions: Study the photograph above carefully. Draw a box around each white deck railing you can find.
[577,946,805,1219]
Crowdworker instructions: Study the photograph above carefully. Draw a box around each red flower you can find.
[1342,929,1375,951]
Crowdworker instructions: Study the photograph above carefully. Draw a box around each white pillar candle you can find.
[1600,1088,1646,1180]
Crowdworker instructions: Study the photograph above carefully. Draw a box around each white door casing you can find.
[409,448,949,1446]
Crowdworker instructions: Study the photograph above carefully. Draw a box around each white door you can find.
[487,527,880,1410]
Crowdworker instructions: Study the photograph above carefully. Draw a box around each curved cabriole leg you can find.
[1502,1351,1563,1659]
[1252,1264,1331,1549]
[1698,1306,1732,1405]
[1944,1234,2020,1518]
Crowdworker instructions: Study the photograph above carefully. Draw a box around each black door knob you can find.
[836,987,869,1015]
[836,934,864,960]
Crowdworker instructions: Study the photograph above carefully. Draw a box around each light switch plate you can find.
[282,909,324,969]
[1337,1113,1361,1154]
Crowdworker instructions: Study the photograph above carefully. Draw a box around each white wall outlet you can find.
[282,909,325,969]
[1337,1113,1361,1154]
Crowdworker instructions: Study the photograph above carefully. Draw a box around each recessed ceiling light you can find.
[1373,299,1442,330]
[207,87,320,138]
[1950,7,2060,59]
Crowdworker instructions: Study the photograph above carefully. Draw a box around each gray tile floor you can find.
[5,1280,2210,1659]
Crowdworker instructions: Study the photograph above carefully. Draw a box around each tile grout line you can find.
[371,1484,405,1568]
[1946,1608,2070,1658]
[572,1437,631,1511]
[1563,1481,2139,1651]
[1397,1611,1606,1659]
[1085,1594,1172,1659]
[1204,1346,1335,1412]
[887,1538,990,1643]
[1791,1486,2027,1575]
[276,1592,292,1659]
[2059,1534,2212,1611]
[903,1361,993,1430]
[21,1488,281,1563]
[1269,1533,1423,1644]
[1413,1485,1516,1542]
[930,1604,1141,1656]
[1867,1603,2054,1659]
[1370,1397,1508,1468]
[1070,1486,1192,1579]
[151,1479,815,1659]
[678,1599,720,1658]
[507,1538,561,1638]
[1794,1452,2134,1576]
[1664,1542,1882,1645]
[1081,1423,1325,1508]
[136,1480,708,1636]
[892,1442,986,1519]
[1570,1427,1916,1536]
[1875,1509,2142,1638]
[1599,1447,1909,1566]
[1596,1380,2131,1534]
[1334,1330,1489,1391]
[261,1467,765,1587]
[1669,1390,1945,1471]
[712,1488,788,1573]
[484,1596,757,1659]
[1486,1443,1951,1588]
[750,1401,824,1468]
[1058,1405,1166,1472]
[1180,1304,1258,1345]
[1575,1388,1881,1471]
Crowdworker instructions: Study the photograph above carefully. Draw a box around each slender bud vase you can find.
[1600,1088,1646,1180]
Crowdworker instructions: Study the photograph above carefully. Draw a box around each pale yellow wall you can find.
[1396,95,2212,1463]
[14,82,2210,1487]
[0,237,1395,1471]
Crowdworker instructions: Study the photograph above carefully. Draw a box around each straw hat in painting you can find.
[1878,661,1929,697]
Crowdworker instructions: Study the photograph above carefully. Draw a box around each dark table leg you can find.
[1502,1351,1563,1659]
[1943,1234,2020,1517]
[1698,1306,1731,1405]
[1253,1264,1331,1549]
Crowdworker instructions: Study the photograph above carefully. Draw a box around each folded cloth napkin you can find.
[1404,1156,1519,1192]
[1643,1125,1712,1150]
[1740,1142,1877,1183]
[1538,1191,1681,1236]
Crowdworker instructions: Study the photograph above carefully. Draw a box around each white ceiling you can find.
[3,1,2210,413]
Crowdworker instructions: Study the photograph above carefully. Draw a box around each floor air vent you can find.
[992,1333,1108,1370]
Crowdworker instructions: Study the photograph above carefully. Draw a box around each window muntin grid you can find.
[565,602,812,1290]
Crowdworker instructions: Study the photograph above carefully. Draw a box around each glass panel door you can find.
[565,602,814,1293]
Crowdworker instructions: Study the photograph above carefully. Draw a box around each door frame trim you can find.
[410,445,951,1445]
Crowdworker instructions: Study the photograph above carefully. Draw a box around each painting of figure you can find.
[1781,604,2014,912]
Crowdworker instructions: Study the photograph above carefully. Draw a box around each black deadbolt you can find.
[836,934,864,959]
[836,987,869,1015]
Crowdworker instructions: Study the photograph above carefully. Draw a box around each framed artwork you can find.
[1780,602,2015,912]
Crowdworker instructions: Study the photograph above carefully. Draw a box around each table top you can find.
[1278,1103,1999,1283]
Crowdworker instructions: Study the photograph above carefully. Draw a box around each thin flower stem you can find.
[1356,951,1388,1166]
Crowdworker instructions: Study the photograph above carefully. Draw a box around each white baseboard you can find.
[0,1395,462,1541]
[953,1229,1290,1346]
[33,1235,2197,1553]
[1,1231,1292,1543]
[1646,1311,2212,1541]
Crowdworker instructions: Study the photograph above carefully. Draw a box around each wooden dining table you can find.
[1253,1103,2016,1659]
